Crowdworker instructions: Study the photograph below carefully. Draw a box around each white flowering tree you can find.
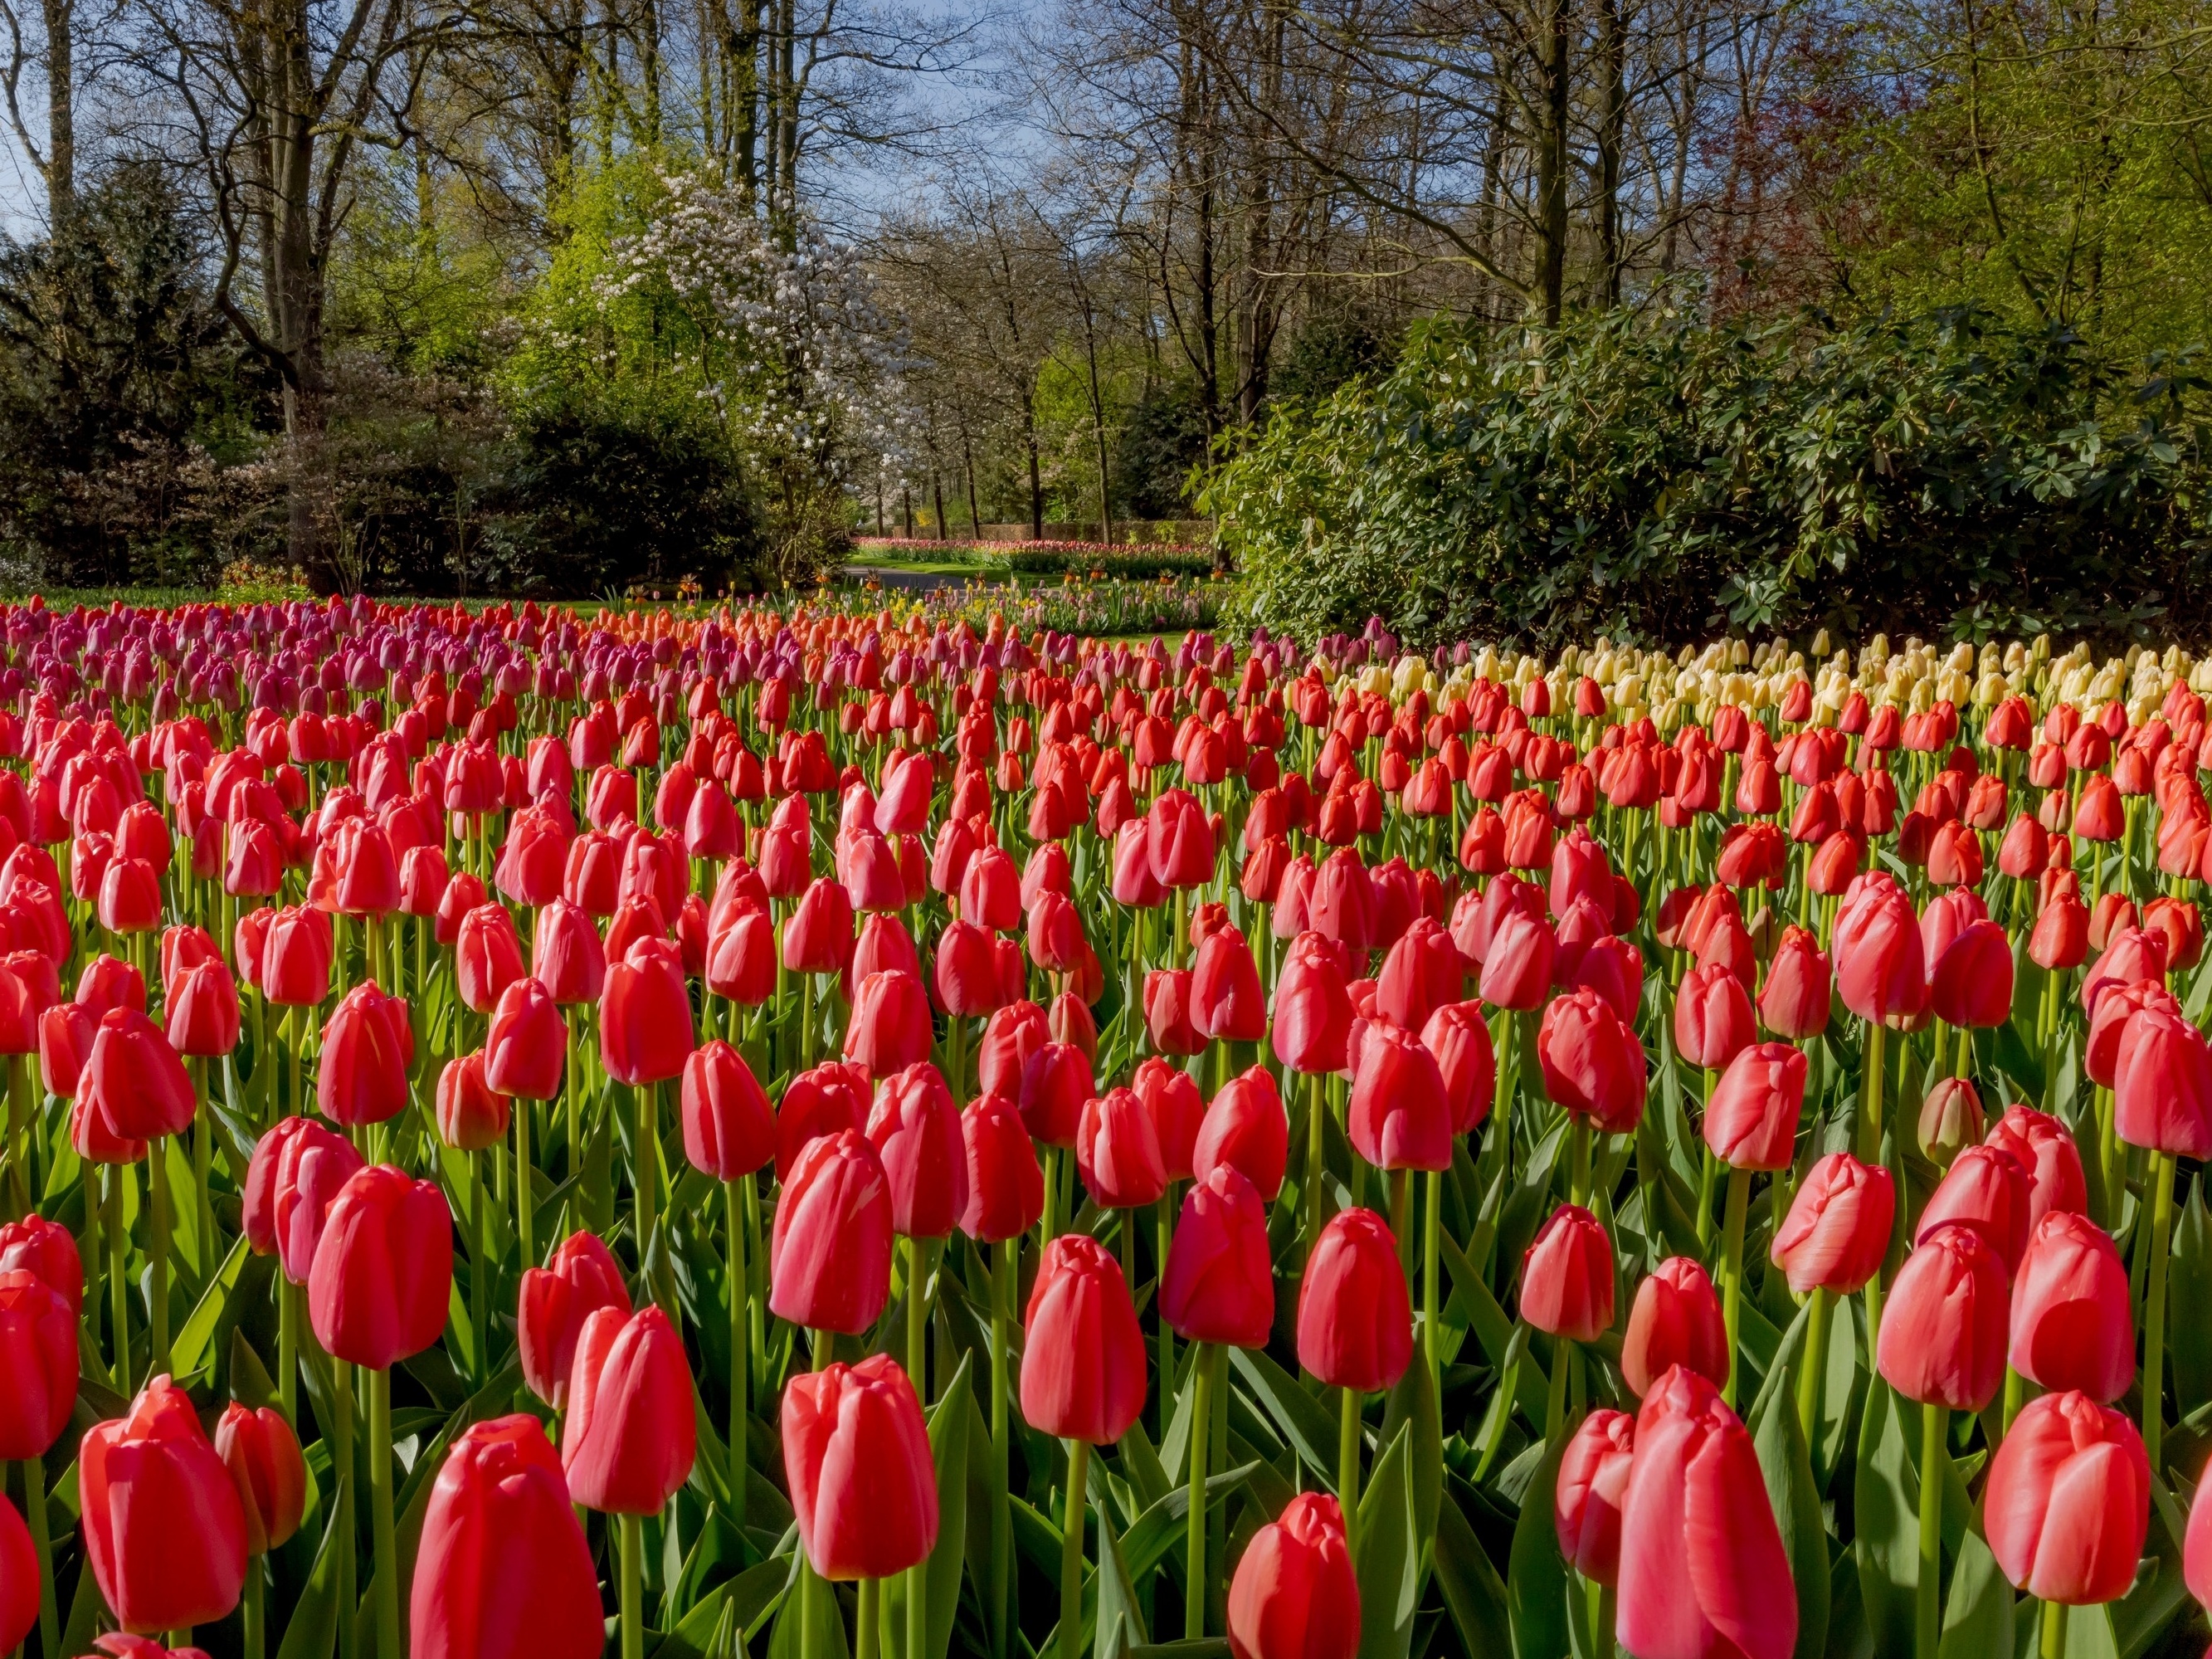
[586,168,919,581]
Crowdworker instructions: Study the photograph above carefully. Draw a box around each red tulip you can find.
[36,1000,93,1099]
[782,1354,938,1579]
[259,906,332,1007]
[770,1129,895,1333]
[0,1492,30,1654]
[845,968,933,1078]
[933,919,1007,1017]
[1418,1000,1496,1134]
[1273,931,1352,1074]
[785,876,856,974]
[1021,1233,1149,1444]
[1616,1365,1797,1659]
[409,1414,606,1659]
[1834,876,1925,1027]
[1537,988,1646,1133]
[866,1061,968,1238]
[0,1268,75,1457]
[1554,1408,1635,1584]
[601,937,695,1087]
[1143,968,1205,1056]
[959,1092,1045,1242]
[164,957,240,1057]
[1983,1391,2149,1605]
[1930,919,2015,1028]
[532,898,607,1005]
[1194,1064,1289,1200]
[563,1304,697,1514]
[1478,907,1555,1012]
[1520,1203,1615,1341]
[1985,1106,2088,1225]
[1758,926,1830,1038]
[1018,1040,1094,1148]
[1295,1207,1412,1393]
[1347,1019,1453,1172]
[1226,1493,1360,1659]
[435,1051,511,1151]
[1770,1151,1894,1295]
[518,1230,632,1410]
[680,1041,775,1182]
[1134,1056,1206,1181]
[212,1404,307,1554]
[1674,963,1755,1071]
[1147,788,1216,889]
[2113,1003,2212,1158]
[1192,925,1267,1042]
[1076,1086,1168,1210]
[318,983,412,1126]
[2009,1211,2133,1403]
[1162,1164,1275,1348]
[1876,1222,2009,1411]
[307,1164,454,1370]
[85,1008,195,1140]
[0,1213,80,1312]
[1702,1042,1805,1172]
[1621,1256,1727,1397]
[485,975,566,1100]
[1916,1142,2031,1274]
[244,1115,363,1284]
[80,1377,248,1633]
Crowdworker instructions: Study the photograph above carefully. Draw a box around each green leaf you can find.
[1379,1349,1442,1553]
[275,1500,346,1659]
[1228,1345,1337,1477]
[1505,1429,1572,1659]
[1354,1423,1418,1659]
[1434,1487,1513,1658]
[1935,1520,2010,1659]
[168,1233,250,1383]
[2168,1179,2212,1419]
[1092,1506,1152,1659]
[1749,1322,1832,1659]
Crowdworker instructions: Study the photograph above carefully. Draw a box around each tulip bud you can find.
[435,1051,511,1152]
[782,1354,938,1579]
[1196,1065,1289,1199]
[770,1129,895,1334]
[1620,1256,1727,1397]
[1554,1408,1635,1585]
[213,1404,308,1555]
[1985,1106,2087,1225]
[1537,988,1646,1133]
[1770,1151,1894,1295]
[1021,1234,1148,1444]
[563,1304,697,1515]
[1876,1222,2009,1411]
[1916,1076,1985,1169]
[866,1061,968,1239]
[1226,1493,1360,1659]
[1295,1208,1412,1394]
[307,1164,455,1370]
[2009,1211,2133,1403]
[409,1415,606,1659]
[1702,1042,1805,1171]
[485,975,566,1100]
[1162,1164,1275,1349]
[518,1230,631,1411]
[1984,1391,2148,1606]
[1521,1204,1615,1341]
[80,1377,249,1633]
[1076,1086,1167,1211]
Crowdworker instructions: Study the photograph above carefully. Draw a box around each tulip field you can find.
[13,603,2212,1659]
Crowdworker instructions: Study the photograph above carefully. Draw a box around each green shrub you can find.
[1203,294,2212,647]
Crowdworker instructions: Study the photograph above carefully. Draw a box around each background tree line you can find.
[0,0,2210,608]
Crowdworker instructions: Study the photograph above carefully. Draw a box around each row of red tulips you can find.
[1,601,2211,1659]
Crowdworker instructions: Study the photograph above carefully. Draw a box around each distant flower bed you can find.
[852,536,1214,579]
[828,570,1230,633]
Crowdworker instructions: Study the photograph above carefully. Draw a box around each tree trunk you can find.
[1595,0,1627,305]
[40,0,70,224]
[1536,0,1574,328]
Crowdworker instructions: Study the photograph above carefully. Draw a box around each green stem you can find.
[2146,1151,2175,1477]
[730,1179,751,1527]
[469,1153,488,1386]
[515,1093,535,1271]
[621,1511,645,1659]
[1570,1120,1591,1207]
[22,1458,55,1659]
[855,1576,879,1659]
[106,1164,128,1388]
[636,1081,657,1283]
[1060,1440,1090,1659]
[1186,1342,1216,1640]
[1795,1286,1830,1452]
[369,1366,397,1659]
[1545,1335,1571,1444]
[278,1277,297,1422]
[2039,1597,2068,1659]
[1337,1385,1362,1557]
[1917,1402,1946,1659]
[1305,1071,1327,1263]
[904,1233,928,1659]
[1720,1165,1751,1409]
[1156,1196,1174,1440]
[1860,1021,1888,1163]
[1424,1169,1442,1379]
[243,1557,266,1659]
[992,1237,1014,1659]
[333,1349,356,1659]
[149,1134,171,1377]
[2003,1366,2025,1438]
